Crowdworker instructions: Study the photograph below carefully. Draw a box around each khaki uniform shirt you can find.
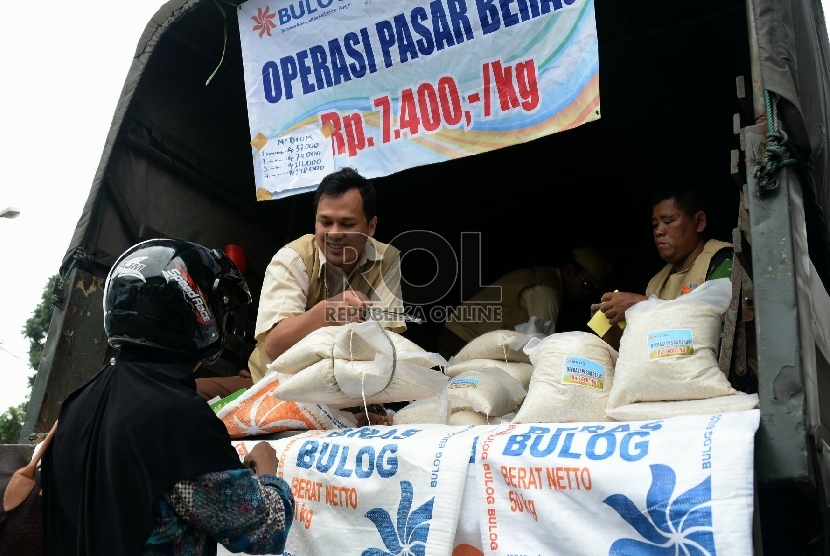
[444,267,562,343]
[248,234,405,382]
[645,239,733,300]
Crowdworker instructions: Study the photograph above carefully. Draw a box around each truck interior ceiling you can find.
[96,0,747,367]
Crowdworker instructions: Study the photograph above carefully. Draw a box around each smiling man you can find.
[590,184,732,347]
[247,167,406,385]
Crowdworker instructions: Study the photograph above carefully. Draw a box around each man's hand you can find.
[590,291,647,325]
[264,290,373,362]
[318,290,372,325]
[243,442,279,476]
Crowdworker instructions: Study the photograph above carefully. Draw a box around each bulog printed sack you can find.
[607,279,737,408]
[514,331,618,423]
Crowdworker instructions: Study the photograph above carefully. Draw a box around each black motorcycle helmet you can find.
[103,238,251,364]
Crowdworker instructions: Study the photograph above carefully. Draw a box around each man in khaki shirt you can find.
[250,167,405,382]
[197,168,405,422]
[591,183,732,349]
[437,247,612,359]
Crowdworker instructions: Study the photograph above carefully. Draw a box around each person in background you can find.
[437,246,613,359]
[42,239,294,556]
[591,183,732,349]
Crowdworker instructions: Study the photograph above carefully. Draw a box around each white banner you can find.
[238,0,600,199]
[473,411,760,556]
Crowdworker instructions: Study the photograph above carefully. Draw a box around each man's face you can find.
[315,188,377,270]
[651,198,706,267]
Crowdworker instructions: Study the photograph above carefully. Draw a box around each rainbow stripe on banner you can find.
[239,0,600,199]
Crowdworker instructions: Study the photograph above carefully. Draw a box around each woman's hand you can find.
[243,442,279,476]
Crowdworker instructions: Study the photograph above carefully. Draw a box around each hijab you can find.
[42,346,243,556]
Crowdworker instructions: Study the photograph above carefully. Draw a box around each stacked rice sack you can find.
[436,331,531,424]
[217,370,357,438]
[445,331,535,390]
[391,367,526,426]
[513,331,618,423]
[272,321,449,409]
[605,278,758,420]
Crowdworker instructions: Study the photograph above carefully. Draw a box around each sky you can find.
[0,0,169,412]
[1,1,830,415]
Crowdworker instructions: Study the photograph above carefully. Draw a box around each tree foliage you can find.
[0,274,58,444]
[22,274,59,373]
[0,402,28,445]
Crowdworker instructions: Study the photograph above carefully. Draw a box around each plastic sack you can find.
[446,367,526,417]
[605,392,759,421]
[450,330,532,364]
[273,357,450,409]
[448,409,490,426]
[268,326,340,374]
[444,358,534,391]
[217,370,356,438]
[608,278,735,407]
[514,331,618,423]
[607,278,737,408]
[392,394,451,425]
[333,322,443,368]
[333,321,448,397]
[513,315,554,337]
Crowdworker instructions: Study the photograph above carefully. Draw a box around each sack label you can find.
[448,378,480,390]
[648,329,695,360]
[562,356,605,390]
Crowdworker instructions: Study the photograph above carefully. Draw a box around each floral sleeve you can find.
[165,468,294,554]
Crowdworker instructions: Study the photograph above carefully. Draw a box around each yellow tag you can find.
[587,291,626,337]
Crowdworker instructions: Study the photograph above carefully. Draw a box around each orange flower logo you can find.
[252,6,277,38]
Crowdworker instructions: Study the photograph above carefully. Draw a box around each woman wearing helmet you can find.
[41,239,294,556]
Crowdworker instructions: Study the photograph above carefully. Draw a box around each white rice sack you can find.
[392,396,450,425]
[333,322,444,368]
[268,326,340,374]
[273,358,450,409]
[444,358,534,391]
[448,410,490,426]
[607,278,737,408]
[513,331,618,423]
[446,368,526,417]
[332,322,448,398]
[451,331,532,364]
[605,392,759,421]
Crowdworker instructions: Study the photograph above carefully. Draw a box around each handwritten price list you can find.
[259,129,334,192]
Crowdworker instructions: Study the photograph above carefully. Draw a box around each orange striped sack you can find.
[216,371,355,439]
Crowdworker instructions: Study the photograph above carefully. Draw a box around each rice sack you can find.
[513,331,618,423]
[607,278,736,408]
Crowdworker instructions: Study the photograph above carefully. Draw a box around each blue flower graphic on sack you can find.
[362,480,435,556]
[603,464,717,556]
